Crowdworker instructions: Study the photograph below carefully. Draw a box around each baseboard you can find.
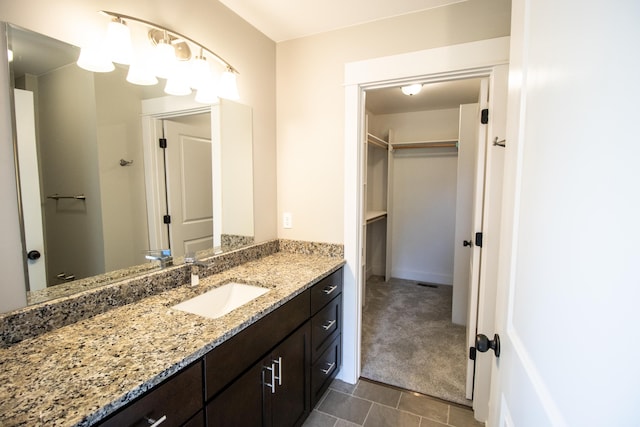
[390,268,452,285]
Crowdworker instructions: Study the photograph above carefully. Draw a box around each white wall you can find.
[95,67,150,272]
[220,99,254,238]
[0,0,276,312]
[276,0,511,244]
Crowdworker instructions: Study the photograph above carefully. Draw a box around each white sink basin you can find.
[172,282,269,319]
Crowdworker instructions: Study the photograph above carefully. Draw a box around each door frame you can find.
[341,36,510,410]
[140,95,222,253]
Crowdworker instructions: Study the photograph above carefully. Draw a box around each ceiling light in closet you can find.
[401,84,423,96]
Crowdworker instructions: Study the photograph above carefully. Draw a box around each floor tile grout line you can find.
[360,400,374,427]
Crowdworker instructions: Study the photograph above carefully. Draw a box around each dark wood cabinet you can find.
[206,322,311,427]
[268,322,311,427]
[97,361,203,427]
[96,267,343,427]
[309,269,342,407]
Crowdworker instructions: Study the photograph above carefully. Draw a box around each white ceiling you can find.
[218,0,467,42]
[218,0,478,114]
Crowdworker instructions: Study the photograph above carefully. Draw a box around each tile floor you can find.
[303,379,483,427]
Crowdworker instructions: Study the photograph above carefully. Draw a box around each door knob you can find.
[27,250,41,260]
[476,333,500,357]
[463,240,473,247]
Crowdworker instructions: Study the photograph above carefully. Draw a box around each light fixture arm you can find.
[99,10,239,74]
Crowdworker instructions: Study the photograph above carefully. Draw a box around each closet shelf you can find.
[365,210,387,224]
[367,133,389,150]
[392,139,458,150]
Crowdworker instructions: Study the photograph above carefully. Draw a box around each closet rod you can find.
[393,141,458,150]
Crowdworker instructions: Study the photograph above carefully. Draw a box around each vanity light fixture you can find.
[76,11,240,102]
[7,49,13,62]
[401,83,423,96]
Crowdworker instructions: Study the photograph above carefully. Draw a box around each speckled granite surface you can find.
[0,250,344,426]
[0,240,280,348]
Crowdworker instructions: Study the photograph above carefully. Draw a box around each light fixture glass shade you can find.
[164,61,192,96]
[126,60,158,86]
[106,18,133,65]
[195,81,219,104]
[401,84,423,96]
[7,49,13,62]
[153,39,177,79]
[190,55,211,90]
[218,69,239,100]
[77,45,115,73]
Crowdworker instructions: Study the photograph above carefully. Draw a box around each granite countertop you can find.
[0,251,344,426]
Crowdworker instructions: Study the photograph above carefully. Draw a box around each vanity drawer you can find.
[98,361,203,427]
[311,334,341,407]
[311,295,340,359]
[310,269,343,315]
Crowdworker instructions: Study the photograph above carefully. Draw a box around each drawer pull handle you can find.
[323,285,338,295]
[264,362,276,394]
[146,415,167,427]
[274,356,283,386]
[321,362,335,375]
[321,319,336,331]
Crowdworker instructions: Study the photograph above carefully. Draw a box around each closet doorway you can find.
[360,77,485,406]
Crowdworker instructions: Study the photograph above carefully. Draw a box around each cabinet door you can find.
[269,322,311,427]
[206,362,264,427]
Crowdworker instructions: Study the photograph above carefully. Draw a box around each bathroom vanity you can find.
[100,268,342,427]
[0,244,344,427]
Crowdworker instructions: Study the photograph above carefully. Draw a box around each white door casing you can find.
[464,79,489,402]
[488,1,640,426]
[472,64,509,420]
[140,96,221,255]
[342,37,510,402]
[14,89,46,291]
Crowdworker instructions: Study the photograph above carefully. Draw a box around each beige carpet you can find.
[360,276,471,406]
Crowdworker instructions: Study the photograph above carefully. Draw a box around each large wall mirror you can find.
[6,23,255,306]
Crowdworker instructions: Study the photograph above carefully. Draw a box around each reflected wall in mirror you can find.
[6,23,255,306]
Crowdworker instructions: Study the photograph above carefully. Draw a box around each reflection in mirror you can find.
[6,23,254,307]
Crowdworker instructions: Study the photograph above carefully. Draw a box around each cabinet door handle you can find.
[321,362,335,375]
[146,415,167,427]
[321,319,336,331]
[273,356,282,386]
[264,363,276,394]
[323,285,338,295]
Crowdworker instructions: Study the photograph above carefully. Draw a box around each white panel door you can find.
[164,114,213,258]
[14,89,46,291]
[452,102,479,327]
[489,1,640,426]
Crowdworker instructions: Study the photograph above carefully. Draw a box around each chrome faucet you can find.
[185,253,207,286]
[145,249,173,268]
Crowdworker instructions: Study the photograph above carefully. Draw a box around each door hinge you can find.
[475,232,483,248]
[159,138,167,148]
[469,346,477,361]
[163,214,171,224]
[480,109,489,124]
